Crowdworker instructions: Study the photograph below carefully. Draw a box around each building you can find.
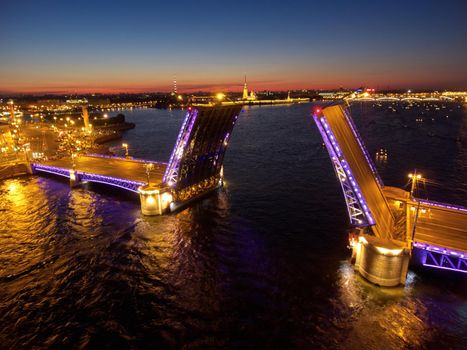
[318,91,353,100]
[242,76,257,101]
[0,122,16,158]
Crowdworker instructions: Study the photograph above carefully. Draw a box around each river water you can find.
[0,102,466,349]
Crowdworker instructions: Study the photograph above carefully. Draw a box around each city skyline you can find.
[1,0,466,94]
[1,1,466,346]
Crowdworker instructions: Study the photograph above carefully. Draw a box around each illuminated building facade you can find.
[242,76,257,101]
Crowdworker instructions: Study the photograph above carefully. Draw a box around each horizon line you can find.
[1,86,465,96]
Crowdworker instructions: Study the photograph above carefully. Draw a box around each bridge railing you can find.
[80,172,144,192]
[417,199,467,213]
[32,163,70,178]
[413,242,466,273]
[313,111,376,227]
[85,153,167,165]
[163,108,198,186]
[31,163,145,193]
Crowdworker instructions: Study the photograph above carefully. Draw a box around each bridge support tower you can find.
[352,232,410,287]
[81,104,90,132]
[69,170,81,187]
[138,185,173,216]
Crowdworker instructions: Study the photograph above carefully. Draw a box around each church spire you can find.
[242,75,248,100]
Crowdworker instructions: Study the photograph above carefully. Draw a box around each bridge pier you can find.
[352,233,410,287]
[25,162,33,175]
[69,170,81,187]
[138,185,173,216]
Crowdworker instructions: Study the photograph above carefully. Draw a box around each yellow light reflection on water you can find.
[8,182,18,192]
[336,262,429,348]
[0,178,52,278]
[5,179,26,206]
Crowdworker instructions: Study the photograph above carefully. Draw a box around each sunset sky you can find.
[1,0,466,94]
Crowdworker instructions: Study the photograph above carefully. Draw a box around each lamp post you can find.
[408,170,422,197]
[71,153,77,171]
[8,100,15,123]
[145,162,154,185]
[408,170,424,246]
[122,143,129,158]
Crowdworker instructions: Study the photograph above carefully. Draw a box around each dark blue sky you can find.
[1,0,466,93]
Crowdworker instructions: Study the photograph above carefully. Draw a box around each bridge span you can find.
[32,104,242,215]
[313,103,466,286]
[33,155,164,192]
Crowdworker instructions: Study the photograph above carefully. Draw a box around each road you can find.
[41,155,167,185]
[411,203,467,252]
[322,104,394,239]
[22,124,59,156]
[321,104,466,254]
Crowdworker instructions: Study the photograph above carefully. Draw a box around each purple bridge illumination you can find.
[32,163,146,193]
[312,103,467,276]
[31,104,243,215]
[313,111,375,227]
[413,242,467,274]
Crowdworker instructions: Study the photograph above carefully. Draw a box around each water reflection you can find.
[0,177,54,279]
[0,103,466,348]
[336,262,429,349]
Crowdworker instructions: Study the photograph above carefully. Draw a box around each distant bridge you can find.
[349,96,454,102]
[312,103,466,285]
[32,104,242,215]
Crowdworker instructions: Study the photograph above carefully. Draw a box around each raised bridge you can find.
[32,104,242,215]
[313,103,466,283]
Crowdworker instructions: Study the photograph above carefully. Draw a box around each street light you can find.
[122,143,129,158]
[145,162,154,185]
[408,170,423,196]
[71,153,77,170]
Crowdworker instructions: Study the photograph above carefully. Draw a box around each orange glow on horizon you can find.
[1,77,461,95]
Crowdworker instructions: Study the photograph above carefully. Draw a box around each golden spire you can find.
[242,75,248,100]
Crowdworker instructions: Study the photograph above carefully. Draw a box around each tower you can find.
[242,76,248,100]
[81,104,90,132]
[173,76,177,94]
[8,100,15,123]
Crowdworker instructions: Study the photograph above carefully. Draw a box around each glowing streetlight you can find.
[408,173,422,180]
[408,170,423,196]
[122,143,129,157]
[216,93,225,101]
[145,162,154,185]
[7,100,16,123]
